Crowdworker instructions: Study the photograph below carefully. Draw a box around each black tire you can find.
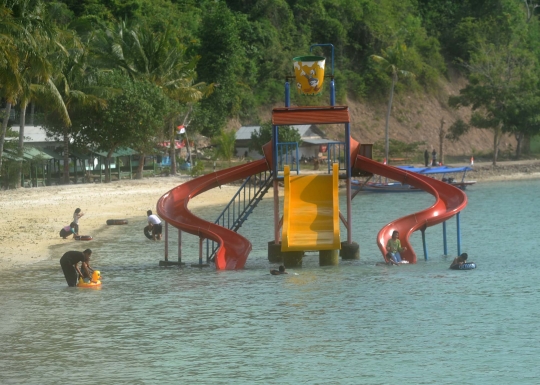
[106,219,128,225]
[75,235,93,241]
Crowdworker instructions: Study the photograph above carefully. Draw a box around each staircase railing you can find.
[205,169,273,261]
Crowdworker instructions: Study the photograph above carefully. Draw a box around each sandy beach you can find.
[1,159,539,271]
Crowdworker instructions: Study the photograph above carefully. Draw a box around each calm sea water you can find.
[1,179,539,384]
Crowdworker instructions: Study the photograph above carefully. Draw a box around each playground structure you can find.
[156,44,468,269]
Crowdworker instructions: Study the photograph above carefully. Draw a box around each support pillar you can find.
[268,241,283,263]
[340,242,359,260]
[319,249,339,266]
[191,237,209,268]
[282,251,304,268]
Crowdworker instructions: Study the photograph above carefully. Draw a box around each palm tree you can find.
[91,21,213,176]
[0,3,23,174]
[370,43,415,163]
[42,30,108,184]
[213,129,237,166]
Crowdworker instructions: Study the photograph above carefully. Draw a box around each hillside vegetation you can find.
[2,0,540,181]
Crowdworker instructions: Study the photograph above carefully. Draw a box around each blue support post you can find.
[330,79,335,106]
[443,221,448,256]
[421,227,428,261]
[285,81,290,107]
[456,212,462,256]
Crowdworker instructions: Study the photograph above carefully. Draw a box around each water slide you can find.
[352,154,468,263]
[281,163,340,252]
[157,144,272,270]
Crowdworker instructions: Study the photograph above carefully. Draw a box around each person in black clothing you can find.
[270,265,288,275]
[60,249,93,287]
[424,149,429,167]
[431,149,437,166]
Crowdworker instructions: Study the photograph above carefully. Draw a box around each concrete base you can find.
[340,241,360,260]
[282,251,304,268]
[319,249,339,266]
[190,263,210,268]
[159,260,186,267]
[268,241,283,263]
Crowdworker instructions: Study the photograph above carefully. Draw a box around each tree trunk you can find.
[136,153,145,179]
[384,75,396,163]
[105,147,118,183]
[492,126,502,166]
[438,119,446,165]
[515,132,524,159]
[169,121,177,175]
[17,102,28,188]
[30,102,35,126]
[0,102,13,174]
[63,126,70,184]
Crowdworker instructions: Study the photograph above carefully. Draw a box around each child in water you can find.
[386,230,407,264]
[450,253,468,269]
[270,265,288,275]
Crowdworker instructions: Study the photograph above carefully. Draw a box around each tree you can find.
[213,129,237,166]
[194,2,251,137]
[41,30,108,184]
[91,20,213,175]
[370,43,415,164]
[72,72,174,180]
[437,118,447,165]
[249,121,301,155]
[0,2,24,174]
[14,1,69,187]
[449,40,538,165]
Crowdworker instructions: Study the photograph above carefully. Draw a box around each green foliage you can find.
[249,121,301,155]
[446,119,470,142]
[372,139,425,159]
[72,71,175,154]
[213,129,237,164]
[188,160,205,177]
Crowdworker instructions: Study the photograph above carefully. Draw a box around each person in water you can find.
[60,222,78,239]
[386,230,407,264]
[270,265,288,275]
[145,210,163,240]
[450,253,468,269]
[59,249,93,287]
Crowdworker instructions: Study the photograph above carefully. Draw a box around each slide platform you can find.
[281,163,340,251]
[353,155,468,263]
[157,157,270,270]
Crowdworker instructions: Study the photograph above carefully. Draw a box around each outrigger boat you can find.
[353,165,476,193]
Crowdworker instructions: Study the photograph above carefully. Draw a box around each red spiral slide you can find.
[352,154,468,263]
[157,157,271,270]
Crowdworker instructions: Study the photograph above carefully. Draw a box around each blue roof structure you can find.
[397,165,473,174]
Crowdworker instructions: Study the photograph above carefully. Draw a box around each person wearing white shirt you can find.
[145,210,163,240]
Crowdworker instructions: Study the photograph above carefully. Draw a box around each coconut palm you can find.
[370,43,415,163]
[91,21,213,175]
[0,3,23,174]
[42,31,109,184]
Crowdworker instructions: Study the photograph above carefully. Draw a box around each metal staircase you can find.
[206,169,273,261]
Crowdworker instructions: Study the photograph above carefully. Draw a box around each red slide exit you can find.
[157,158,270,270]
[353,155,468,263]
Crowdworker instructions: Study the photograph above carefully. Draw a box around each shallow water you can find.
[1,180,539,384]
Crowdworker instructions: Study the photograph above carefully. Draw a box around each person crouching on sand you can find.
[60,222,77,239]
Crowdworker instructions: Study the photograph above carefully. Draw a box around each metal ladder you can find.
[206,169,273,261]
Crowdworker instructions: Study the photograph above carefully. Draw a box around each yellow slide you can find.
[282,163,341,252]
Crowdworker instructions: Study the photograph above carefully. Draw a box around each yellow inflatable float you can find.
[77,270,102,288]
